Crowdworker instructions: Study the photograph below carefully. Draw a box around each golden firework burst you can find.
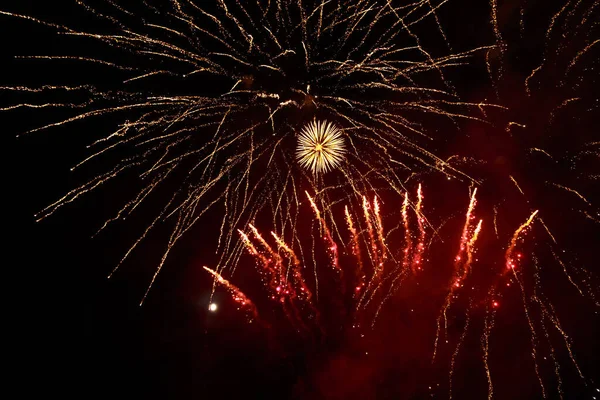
[296,120,346,174]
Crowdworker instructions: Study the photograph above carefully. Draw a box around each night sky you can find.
[7,1,599,399]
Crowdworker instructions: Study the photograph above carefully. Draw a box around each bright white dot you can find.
[209,303,218,312]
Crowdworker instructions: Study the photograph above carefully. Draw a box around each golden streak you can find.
[412,184,426,270]
[505,210,538,271]
[203,266,258,318]
[345,205,364,285]
[306,191,340,272]
[464,219,483,276]
[509,175,525,196]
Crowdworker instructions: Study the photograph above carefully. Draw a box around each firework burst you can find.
[1,0,499,303]
[210,186,598,398]
[5,1,599,397]
[296,120,345,174]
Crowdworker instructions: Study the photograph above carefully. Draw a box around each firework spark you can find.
[203,266,257,320]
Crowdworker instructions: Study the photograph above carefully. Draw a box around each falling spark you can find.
[412,184,426,271]
[505,210,538,272]
[307,191,340,273]
[549,183,592,206]
[510,175,525,196]
[204,266,257,319]
[434,188,479,361]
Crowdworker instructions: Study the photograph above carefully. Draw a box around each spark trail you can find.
[204,266,258,320]
[412,183,426,271]
[434,188,480,360]
[306,191,340,273]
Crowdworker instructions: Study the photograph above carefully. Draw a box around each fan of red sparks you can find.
[204,183,596,398]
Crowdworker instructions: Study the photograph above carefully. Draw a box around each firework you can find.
[4,0,599,397]
[212,185,597,398]
[2,0,500,303]
[474,0,598,236]
[296,120,345,174]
